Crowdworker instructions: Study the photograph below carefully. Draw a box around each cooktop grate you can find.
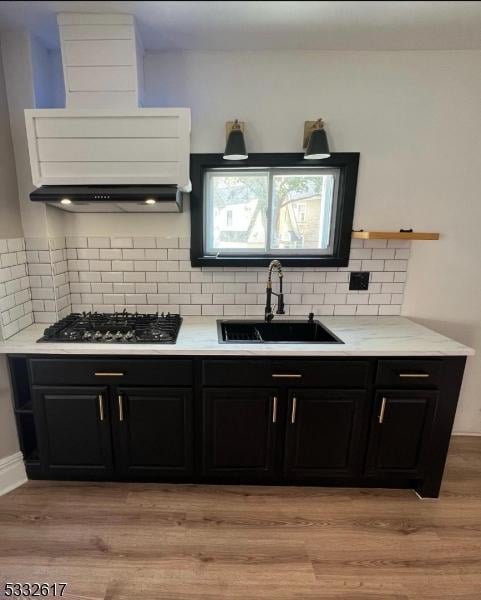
[38,311,182,343]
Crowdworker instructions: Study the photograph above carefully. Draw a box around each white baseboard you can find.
[452,432,481,437]
[0,451,27,496]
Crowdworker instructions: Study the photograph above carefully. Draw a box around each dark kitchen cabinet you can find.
[365,390,438,477]
[284,389,367,478]
[11,355,466,498]
[202,388,279,479]
[113,387,193,479]
[33,386,113,479]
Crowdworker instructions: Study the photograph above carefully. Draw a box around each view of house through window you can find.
[204,168,339,255]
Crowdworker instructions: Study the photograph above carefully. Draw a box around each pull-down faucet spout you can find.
[265,259,285,322]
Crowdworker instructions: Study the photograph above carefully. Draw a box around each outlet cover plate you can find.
[349,271,369,291]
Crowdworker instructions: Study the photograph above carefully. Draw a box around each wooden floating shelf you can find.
[352,231,440,240]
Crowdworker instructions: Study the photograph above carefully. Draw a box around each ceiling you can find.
[0,1,480,51]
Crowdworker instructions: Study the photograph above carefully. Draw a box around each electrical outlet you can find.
[349,271,369,291]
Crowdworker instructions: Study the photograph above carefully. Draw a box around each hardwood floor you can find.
[1,436,481,600]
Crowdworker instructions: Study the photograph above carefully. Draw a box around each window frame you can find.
[190,153,360,268]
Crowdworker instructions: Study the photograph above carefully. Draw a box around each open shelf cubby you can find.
[8,356,33,411]
[16,410,39,465]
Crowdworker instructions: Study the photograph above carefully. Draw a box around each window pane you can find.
[205,172,268,253]
[270,173,335,252]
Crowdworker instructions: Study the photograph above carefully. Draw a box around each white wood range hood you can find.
[24,13,191,205]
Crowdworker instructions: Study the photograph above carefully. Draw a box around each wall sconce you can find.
[303,119,330,159]
[223,119,248,160]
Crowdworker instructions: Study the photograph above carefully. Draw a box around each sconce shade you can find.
[304,127,330,159]
[223,125,248,160]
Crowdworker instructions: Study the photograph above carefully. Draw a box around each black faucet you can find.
[265,259,286,322]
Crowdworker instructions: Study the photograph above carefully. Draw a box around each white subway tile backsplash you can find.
[334,305,356,315]
[350,248,372,259]
[363,239,387,249]
[168,272,190,283]
[114,283,135,294]
[77,248,100,260]
[101,272,124,282]
[356,305,379,315]
[361,260,384,271]
[79,272,101,283]
[111,237,133,248]
[372,249,395,259]
[156,237,178,249]
[379,305,402,315]
[112,260,134,271]
[134,260,156,272]
[387,239,411,249]
[0,236,413,331]
[369,294,391,304]
[87,237,110,249]
[385,260,408,271]
[202,304,224,316]
[145,272,168,282]
[133,237,156,249]
[123,249,145,260]
[371,272,395,283]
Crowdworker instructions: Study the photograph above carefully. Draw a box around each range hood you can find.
[30,185,183,213]
[24,14,191,213]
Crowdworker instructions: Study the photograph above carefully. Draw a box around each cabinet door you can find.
[284,389,367,478]
[114,387,193,480]
[33,386,113,479]
[366,390,438,477]
[202,388,278,479]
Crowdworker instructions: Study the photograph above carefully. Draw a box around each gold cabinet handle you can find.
[118,395,124,422]
[399,373,430,378]
[291,396,297,424]
[378,397,387,424]
[272,396,278,424]
[272,374,302,379]
[98,394,105,422]
[95,372,124,377]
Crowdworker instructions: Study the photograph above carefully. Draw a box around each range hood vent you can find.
[30,185,183,213]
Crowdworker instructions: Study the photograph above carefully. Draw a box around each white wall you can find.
[142,49,481,433]
[1,32,49,239]
[0,42,22,239]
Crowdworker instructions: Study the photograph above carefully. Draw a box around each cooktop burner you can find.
[38,311,182,344]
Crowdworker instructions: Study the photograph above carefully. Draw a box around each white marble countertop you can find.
[0,316,474,357]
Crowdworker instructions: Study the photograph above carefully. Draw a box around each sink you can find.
[217,319,343,344]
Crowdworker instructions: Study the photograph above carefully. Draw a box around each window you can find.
[190,153,359,267]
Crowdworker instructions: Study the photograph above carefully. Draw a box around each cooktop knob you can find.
[104,331,113,340]
[125,330,134,339]
[94,331,103,340]
[115,331,123,340]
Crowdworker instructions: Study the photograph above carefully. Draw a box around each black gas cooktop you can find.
[38,312,182,344]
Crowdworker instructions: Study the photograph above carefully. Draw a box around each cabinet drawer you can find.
[376,360,442,388]
[202,359,370,388]
[29,358,192,386]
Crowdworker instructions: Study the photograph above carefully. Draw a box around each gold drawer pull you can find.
[378,397,387,424]
[94,372,125,377]
[272,374,302,379]
[291,396,297,424]
[399,373,430,378]
[98,394,105,422]
[272,396,278,424]
[118,395,124,422]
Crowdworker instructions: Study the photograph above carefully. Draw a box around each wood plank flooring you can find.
[1,436,481,599]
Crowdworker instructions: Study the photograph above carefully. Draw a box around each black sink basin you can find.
[218,320,343,344]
